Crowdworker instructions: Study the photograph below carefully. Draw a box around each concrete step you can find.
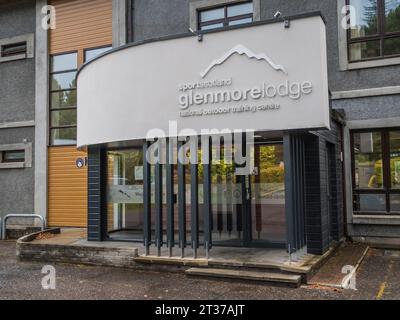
[186,267,302,287]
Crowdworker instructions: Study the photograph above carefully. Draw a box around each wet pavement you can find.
[0,241,399,300]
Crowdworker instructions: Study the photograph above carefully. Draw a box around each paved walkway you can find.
[0,241,399,300]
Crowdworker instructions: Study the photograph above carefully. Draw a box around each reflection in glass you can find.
[107,149,144,241]
[384,37,400,56]
[51,109,77,127]
[385,0,400,32]
[201,23,224,31]
[251,144,286,243]
[50,127,77,146]
[51,52,77,72]
[200,7,224,22]
[229,18,253,26]
[390,131,400,189]
[349,0,378,38]
[349,40,381,61]
[227,3,253,17]
[353,132,383,189]
[51,72,77,91]
[50,90,77,109]
[354,194,386,212]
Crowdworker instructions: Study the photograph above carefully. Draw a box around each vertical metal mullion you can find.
[166,138,175,256]
[284,133,295,254]
[178,140,187,256]
[203,136,212,257]
[191,158,199,258]
[155,147,163,256]
[143,142,151,255]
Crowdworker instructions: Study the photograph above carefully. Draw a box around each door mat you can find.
[308,242,369,289]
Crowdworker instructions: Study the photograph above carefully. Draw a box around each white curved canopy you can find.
[77,14,329,148]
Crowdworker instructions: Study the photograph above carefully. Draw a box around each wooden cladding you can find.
[48,147,88,227]
[49,0,112,65]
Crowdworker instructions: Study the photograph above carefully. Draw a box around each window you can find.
[351,129,400,214]
[198,2,253,31]
[0,34,34,63]
[0,143,32,169]
[50,52,78,146]
[347,0,400,62]
[1,150,25,163]
[1,42,27,58]
[84,46,112,62]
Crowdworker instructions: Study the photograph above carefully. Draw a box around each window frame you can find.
[84,44,112,63]
[49,51,78,146]
[346,0,400,63]
[351,128,400,215]
[0,143,32,169]
[0,33,34,63]
[197,1,254,31]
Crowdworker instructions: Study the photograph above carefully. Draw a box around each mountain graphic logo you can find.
[200,44,287,78]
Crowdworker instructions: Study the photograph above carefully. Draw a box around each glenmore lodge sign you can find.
[77,14,329,147]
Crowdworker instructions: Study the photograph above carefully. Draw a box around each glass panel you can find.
[349,0,379,38]
[200,23,224,31]
[200,7,224,22]
[349,40,381,61]
[50,127,77,146]
[385,0,400,32]
[390,194,400,212]
[2,150,25,162]
[51,52,77,72]
[390,131,400,189]
[107,149,145,241]
[353,132,383,189]
[354,193,387,212]
[50,90,77,109]
[85,46,112,62]
[251,144,286,243]
[228,17,253,26]
[227,3,253,17]
[383,37,400,56]
[51,109,77,127]
[211,146,242,244]
[51,72,77,91]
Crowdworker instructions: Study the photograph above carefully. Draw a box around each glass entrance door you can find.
[249,143,286,246]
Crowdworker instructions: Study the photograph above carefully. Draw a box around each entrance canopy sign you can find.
[77,14,329,148]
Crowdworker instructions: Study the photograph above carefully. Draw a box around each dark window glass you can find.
[384,36,400,55]
[50,52,78,146]
[51,109,77,127]
[198,1,253,31]
[50,128,77,146]
[352,129,400,215]
[347,0,400,62]
[349,40,381,60]
[2,150,25,163]
[85,46,112,62]
[1,42,27,58]
[349,0,379,38]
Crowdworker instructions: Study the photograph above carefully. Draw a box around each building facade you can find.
[0,0,36,221]
[1,0,399,254]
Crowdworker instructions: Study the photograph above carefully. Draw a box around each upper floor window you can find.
[198,1,253,31]
[50,52,78,146]
[1,42,27,58]
[347,0,400,62]
[84,45,112,63]
[1,150,25,163]
[0,34,34,63]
